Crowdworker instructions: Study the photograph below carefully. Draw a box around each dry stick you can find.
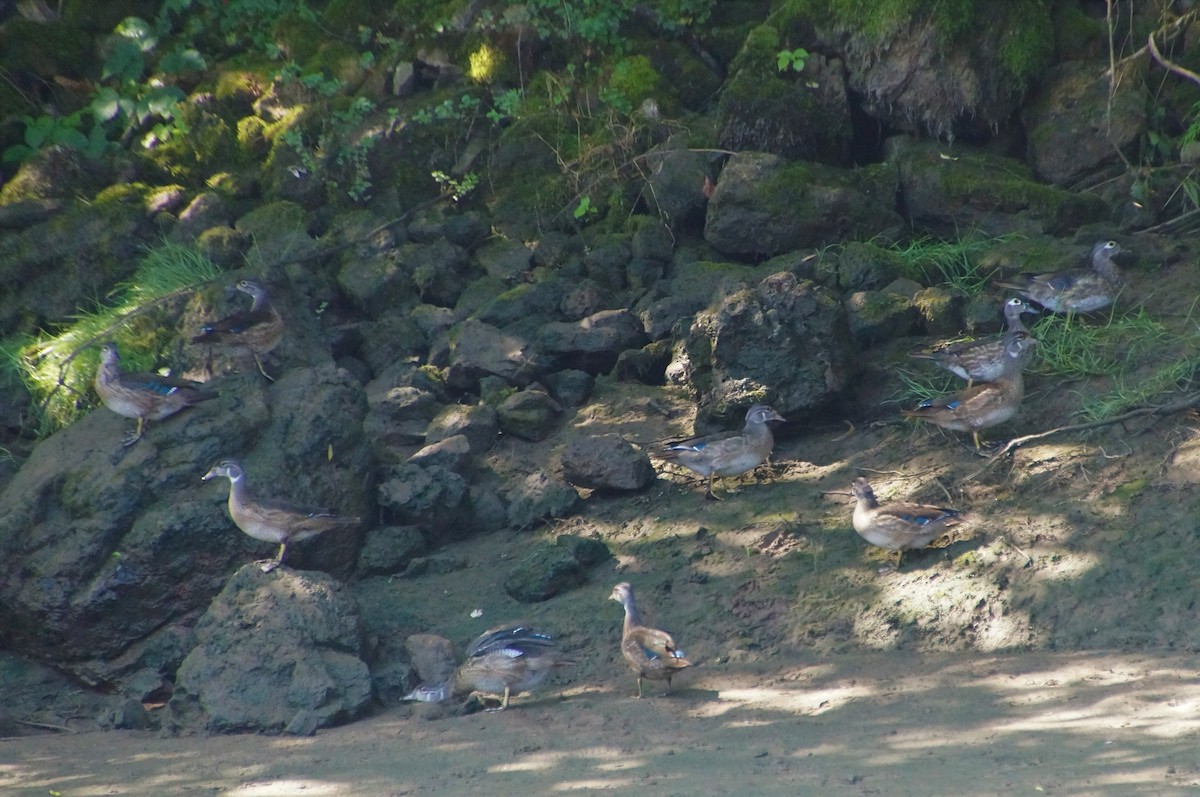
[959,391,1200,484]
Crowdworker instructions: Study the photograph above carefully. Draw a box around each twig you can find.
[14,718,74,733]
[1148,16,1200,88]
[959,391,1200,483]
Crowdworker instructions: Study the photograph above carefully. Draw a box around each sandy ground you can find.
[5,648,1200,797]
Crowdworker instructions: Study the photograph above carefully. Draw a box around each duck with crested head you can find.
[403,624,576,711]
[902,331,1036,450]
[655,403,785,499]
[192,277,284,380]
[850,477,964,568]
[202,458,359,572]
[94,341,217,447]
[610,582,692,698]
[909,297,1037,388]
[994,240,1125,314]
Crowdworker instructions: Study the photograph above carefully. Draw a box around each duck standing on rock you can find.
[403,625,577,711]
[995,240,1125,314]
[610,582,692,698]
[655,403,785,499]
[850,477,964,569]
[192,277,284,380]
[902,332,1036,450]
[909,297,1037,388]
[202,458,359,572]
[94,341,217,447]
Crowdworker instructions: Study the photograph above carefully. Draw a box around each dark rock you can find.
[503,543,584,603]
[637,294,706,341]
[426,403,499,453]
[476,238,533,283]
[631,219,675,262]
[556,534,613,566]
[539,309,648,374]
[377,464,468,543]
[1025,61,1148,188]
[639,138,713,231]
[441,319,539,391]
[834,242,908,292]
[887,136,1109,237]
[406,552,469,576]
[496,388,562,441]
[582,237,632,292]
[913,287,966,336]
[505,471,580,529]
[168,567,372,734]
[614,340,672,385]
[364,385,442,457]
[337,250,417,316]
[845,289,921,349]
[530,230,583,269]
[109,699,154,730]
[467,485,508,532]
[543,369,595,406]
[560,278,614,320]
[284,709,321,736]
[560,434,654,492]
[676,271,856,427]
[356,525,428,577]
[407,239,473,307]
[626,257,665,294]
[718,52,852,164]
[704,152,900,258]
[407,433,471,471]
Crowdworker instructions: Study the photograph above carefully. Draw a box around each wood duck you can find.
[191,278,283,380]
[609,582,692,698]
[94,341,217,446]
[902,332,1036,449]
[202,458,359,572]
[909,298,1036,388]
[403,625,576,711]
[656,403,785,499]
[851,477,963,568]
[995,240,1124,313]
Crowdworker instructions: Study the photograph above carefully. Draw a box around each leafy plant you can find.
[432,170,479,203]
[776,47,810,73]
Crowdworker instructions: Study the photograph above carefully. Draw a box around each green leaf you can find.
[159,47,206,74]
[115,16,157,51]
[103,38,145,83]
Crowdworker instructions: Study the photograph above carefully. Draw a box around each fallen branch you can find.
[959,390,1200,483]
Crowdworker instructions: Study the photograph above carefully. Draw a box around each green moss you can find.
[998,0,1054,89]
[141,109,239,184]
[607,55,663,107]
[236,116,269,158]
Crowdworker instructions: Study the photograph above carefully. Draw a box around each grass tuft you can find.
[13,242,223,436]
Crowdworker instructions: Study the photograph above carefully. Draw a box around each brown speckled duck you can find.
[94,341,217,446]
[902,332,1036,449]
[403,625,576,711]
[995,240,1125,314]
[192,278,284,380]
[851,477,964,568]
[909,297,1036,388]
[656,403,785,499]
[202,458,359,572]
[610,582,692,698]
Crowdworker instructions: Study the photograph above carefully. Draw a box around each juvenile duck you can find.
[851,477,964,568]
[192,278,284,380]
[902,332,1036,449]
[656,403,785,499]
[94,341,217,446]
[610,582,692,698]
[403,625,576,711]
[995,240,1125,313]
[909,298,1036,387]
[202,458,359,572]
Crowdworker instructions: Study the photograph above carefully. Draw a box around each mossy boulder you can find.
[704,152,901,258]
[887,136,1110,237]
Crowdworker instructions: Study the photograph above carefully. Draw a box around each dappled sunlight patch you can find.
[224,781,345,796]
[691,682,874,719]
